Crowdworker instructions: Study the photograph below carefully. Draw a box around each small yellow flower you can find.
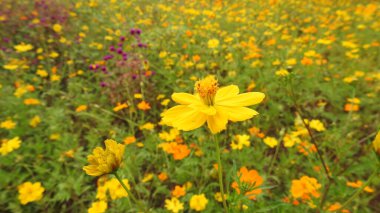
[308,119,326,132]
[161,75,265,134]
[14,43,33,53]
[52,24,62,33]
[83,139,125,176]
[50,133,61,141]
[88,200,107,213]
[18,182,45,205]
[29,116,41,127]
[165,197,184,213]
[139,122,155,130]
[113,103,128,112]
[208,39,220,49]
[275,68,289,76]
[105,178,130,200]
[0,137,22,155]
[189,194,208,211]
[231,134,250,150]
[37,69,48,77]
[1,119,16,129]
[263,136,278,148]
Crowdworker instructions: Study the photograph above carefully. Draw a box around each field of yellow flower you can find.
[1,0,380,212]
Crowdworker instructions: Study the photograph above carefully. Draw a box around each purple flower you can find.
[103,55,114,61]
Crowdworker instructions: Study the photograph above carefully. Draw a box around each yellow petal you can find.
[161,105,191,124]
[83,165,103,176]
[215,85,239,102]
[173,111,207,131]
[190,104,216,115]
[373,130,380,153]
[216,92,265,107]
[162,105,206,131]
[207,109,228,134]
[217,106,259,122]
[172,93,201,105]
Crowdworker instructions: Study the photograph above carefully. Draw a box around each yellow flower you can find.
[29,116,41,127]
[18,182,45,205]
[189,194,208,211]
[50,133,61,141]
[214,192,227,202]
[37,69,48,77]
[1,119,16,129]
[0,137,22,155]
[52,24,62,33]
[88,200,107,213]
[105,178,130,200]
[83,139,125,176]
[275,68,289,76]
[113,103,128,112]
[208,39,220,49]
[263,136,278,148]
[14,43,33,53]
[373,130,380,154]
[306,119,326,132]
[161,75,265,134]
[231,134,250,150]
[139,122,155,130]
[165,197,184,213]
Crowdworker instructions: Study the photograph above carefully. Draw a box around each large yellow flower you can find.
[161,75,265,134]
[83,139,125,176]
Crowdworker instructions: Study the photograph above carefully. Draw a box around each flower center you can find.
[195,75,219,105]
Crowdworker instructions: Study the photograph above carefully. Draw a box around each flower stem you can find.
[213,135,229,213]
[113,172,144,211]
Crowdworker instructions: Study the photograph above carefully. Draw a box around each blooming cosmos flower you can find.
[231,167,263,200]
[83,139,125,176]
[165,197,184,213]
[161,75,265,134]
[18,182,45,205]
[189,194,209,211]
[290,176,321,200]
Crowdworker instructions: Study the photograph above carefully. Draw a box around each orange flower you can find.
[158,172,168,182]
[159,142,191,160]
[231,167,263,200]
[171,185,186,198]
[297,141,317,156]
[123,136,136,145]
[290,176,321,200]
[76,105,88,112]
[346,180,374,193]
[137,101,151,111]
[24,98,40,105]
[344,103,359,112]
[172,144,191,160]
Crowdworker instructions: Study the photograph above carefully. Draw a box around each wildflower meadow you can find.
[1,0,380,212]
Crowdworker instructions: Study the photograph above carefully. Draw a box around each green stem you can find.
[337,166,379,211]
[268,136,282,175]
[213,135,229,213]
[113,172,145,211]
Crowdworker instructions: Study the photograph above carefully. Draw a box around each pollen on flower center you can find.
[195,75,219,105]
